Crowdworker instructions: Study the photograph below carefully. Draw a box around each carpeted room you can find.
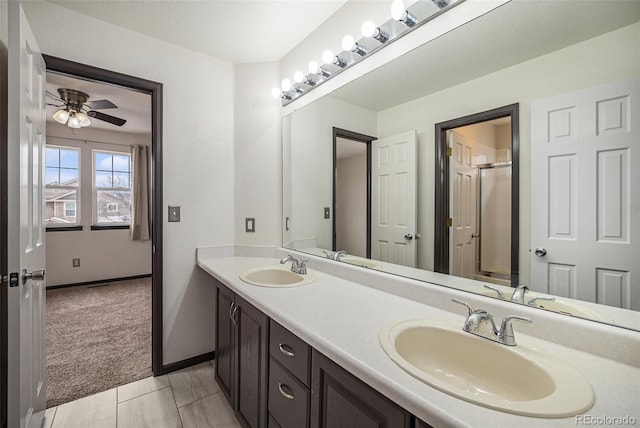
[44,71,153,408]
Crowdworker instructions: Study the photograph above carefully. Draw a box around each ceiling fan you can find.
[46,88,127,128]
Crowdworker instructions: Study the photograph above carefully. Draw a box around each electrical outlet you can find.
[245,217,255,233]
[72,258,80,268]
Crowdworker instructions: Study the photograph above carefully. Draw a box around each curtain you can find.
[130,144,150,241]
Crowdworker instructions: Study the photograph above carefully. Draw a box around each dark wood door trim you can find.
[42,55,165,375]
[332,127,375,258]
[434,103,520,286]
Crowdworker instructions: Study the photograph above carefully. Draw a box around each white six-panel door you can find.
[531,79,639,310]
[449,130,477,279]
[371,130,417,267]
[7,3,47,427]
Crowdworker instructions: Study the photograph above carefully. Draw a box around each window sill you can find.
[46,226,83,232]
[91,225,131,231]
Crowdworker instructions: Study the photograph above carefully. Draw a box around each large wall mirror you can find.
[283,0,640,332]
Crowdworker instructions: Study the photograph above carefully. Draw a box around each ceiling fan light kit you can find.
[47,87,127,129]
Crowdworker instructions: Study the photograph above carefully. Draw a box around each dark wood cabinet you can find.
[311,350,412,428]
[214,279,425,428]
[214,281,269,428]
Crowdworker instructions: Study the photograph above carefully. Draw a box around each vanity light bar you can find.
[273,0,464,105]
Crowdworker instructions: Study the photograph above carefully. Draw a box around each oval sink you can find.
[379,319,595,417]
[240,266,315,287]
[341,256,378,269]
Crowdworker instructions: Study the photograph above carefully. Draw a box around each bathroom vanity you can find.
[197,248,640,428]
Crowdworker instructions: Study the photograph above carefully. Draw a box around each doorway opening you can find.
[332,127,374,259]
[434,104,520,286]
[42,55,164,403]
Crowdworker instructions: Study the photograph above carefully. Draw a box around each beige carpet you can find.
[46,278,152,408]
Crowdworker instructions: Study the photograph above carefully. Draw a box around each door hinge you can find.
[446,146,452,157]
[446,217,453,227]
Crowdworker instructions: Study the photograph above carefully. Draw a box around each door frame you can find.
[42,55,165,375]
[332,127,374,258]
[1,37,8,428]
[434,103,520,286]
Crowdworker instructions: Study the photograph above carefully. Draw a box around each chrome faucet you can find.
[510,284,529,304]
[483,283,556,307]
[280,255,307,274]
[322,250,348,261]
[452,298,532,346]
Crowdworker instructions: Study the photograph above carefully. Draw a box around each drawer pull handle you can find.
[278,383,295,400]
[278,343,295,357]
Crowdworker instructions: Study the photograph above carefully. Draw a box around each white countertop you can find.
[197,254,640,428]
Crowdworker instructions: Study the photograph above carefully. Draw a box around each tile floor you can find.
[43,361,242,428]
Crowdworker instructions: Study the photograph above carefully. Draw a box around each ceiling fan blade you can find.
[46,90,64,102]
[86,99,118,110]
[87,110,127,127]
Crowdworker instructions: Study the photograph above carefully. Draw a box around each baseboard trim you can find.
[46,274,152,290]
[158,351,215,376]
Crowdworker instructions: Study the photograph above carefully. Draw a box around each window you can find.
[45,146,80,225]
[64,201,77,217]
[94,150,132,225]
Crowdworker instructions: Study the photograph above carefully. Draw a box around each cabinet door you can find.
[236,296,269,428]
[215,282,236,407]
[311,351,412,428]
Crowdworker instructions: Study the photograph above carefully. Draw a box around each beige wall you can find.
[336,145,367,257]
[376,22,640,284]
[45,123,152,286]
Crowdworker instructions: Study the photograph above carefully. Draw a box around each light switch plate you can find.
[168,206,181,222]
[324,207,330,219]
[245,217,255,233]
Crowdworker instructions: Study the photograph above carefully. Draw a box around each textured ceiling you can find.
[49,0,349,64]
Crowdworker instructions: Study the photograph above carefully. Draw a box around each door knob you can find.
[404,234,413,241]
[534,248,547,257]
[22,269,45,285]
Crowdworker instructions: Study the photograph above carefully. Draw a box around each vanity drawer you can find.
[268,358,310,428]
[269,320,310,386]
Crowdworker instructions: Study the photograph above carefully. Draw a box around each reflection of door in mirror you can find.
[371,131,417,267]
[531,79,639,310]
[449,119,512,287]
[332,128,374,259]
[434,104,519,286]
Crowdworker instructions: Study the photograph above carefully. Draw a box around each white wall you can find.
[45,123,152,286]
[377,22,640,285]
[286,96,376,250]
[233,63,282,247]
[23,1,234,365]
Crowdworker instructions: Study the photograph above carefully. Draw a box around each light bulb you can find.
[76,112,91,127]
[53,109,70,124]
[271,88,281,99]
[361,21,376,38]
[281,78,292,92]
[322,50,335,65]
[308,61,319,74]
[293,71,304,83]
[341,35,355,52]
[67,114,81,129]
[391,0,406,21]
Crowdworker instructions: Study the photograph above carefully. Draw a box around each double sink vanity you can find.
[196,247,639,428]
